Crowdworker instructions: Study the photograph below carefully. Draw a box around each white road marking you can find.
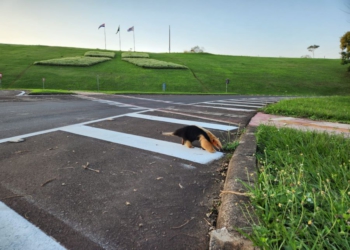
[189,98,281,106]
[201,102,264,108]
[116,94,186,105]
[126,113,237,131]
[0,110,151,144]
[60,125,223,165]
[129,107,149,110]
[16,91,26,96]
[0,202,66,250]
[216,99,273,105]
[193,105,256,112]
[75,95,147,109]
[0,127,63,144]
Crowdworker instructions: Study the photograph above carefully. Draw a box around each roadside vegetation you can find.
[262,96,350,124]
[247,125,350,249]
[246,97,350,249]
[1,44,349,94]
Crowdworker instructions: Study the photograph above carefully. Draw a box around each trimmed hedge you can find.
[121,52,149,58]
[34,56,111,66]
[122,58,187,69]
[84,51,115,58]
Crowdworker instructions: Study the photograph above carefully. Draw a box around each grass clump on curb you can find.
[121,52,149,58]
[84,51,115,58]
[122,58,188,69]
[222,140,240,152]
[246,125,350,249]
[262,96,350,124]
[34,56,111,66]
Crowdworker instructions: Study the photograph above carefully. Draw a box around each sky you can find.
[1,0,349,59]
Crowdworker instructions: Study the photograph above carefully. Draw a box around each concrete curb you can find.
[209,126,259,250]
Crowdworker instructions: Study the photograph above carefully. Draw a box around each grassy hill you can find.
[0,43,349,95]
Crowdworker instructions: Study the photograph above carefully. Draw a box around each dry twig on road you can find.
[82,162,100,173]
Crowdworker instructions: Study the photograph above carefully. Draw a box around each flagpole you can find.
[104,26,106,50]
[119,29,121,51]
[133,27,135,52]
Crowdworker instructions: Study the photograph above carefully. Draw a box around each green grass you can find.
[34,56,111,66]
[122,58,188,69]
[28,89,74,95]
[1,43,349,94]
[84,51,115,58]
[246,125,350,249]
[262,96,350,124]
[121,52,149,58]
[222,140,240,152]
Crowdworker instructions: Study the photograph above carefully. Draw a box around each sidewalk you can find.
[249,112,350,136]
[210,112,350,249]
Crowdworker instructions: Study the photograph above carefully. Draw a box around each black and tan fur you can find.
[162,125,222,153]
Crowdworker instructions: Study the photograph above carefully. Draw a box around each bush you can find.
[121,52,149,58]
[84,51,115,58]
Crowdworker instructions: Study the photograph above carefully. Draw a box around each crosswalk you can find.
[77,95,283,112]
[190,97,284,112]
[76,95,150,110]
[1,96,281,165]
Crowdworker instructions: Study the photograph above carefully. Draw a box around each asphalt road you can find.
[0,92,284,250]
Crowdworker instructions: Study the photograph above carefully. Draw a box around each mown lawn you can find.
[262,96,350,124]
[0,43,349,95]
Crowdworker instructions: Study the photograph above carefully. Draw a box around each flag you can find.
[127,26,134,32]
[98,23,105,29]
[116,25,120,34]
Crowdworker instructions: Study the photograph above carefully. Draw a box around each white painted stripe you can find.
[116,95,186,105]
[126,113,237,131]
[193,105,256,112]
[216,100,268,105]
[97,100,113,103]
[0,201,66,250]
[16,91,26,96]
[0,128,62,144]
[130,107,148,110]
[228,100,276,104]
[188,98,277,106]
[202,102,263,108]
[0,110,152,144]
[118,105,134,107]
[60,125,223,164]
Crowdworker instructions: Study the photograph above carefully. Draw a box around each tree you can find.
[340,31,350,71]
[190,46,204,53]
[307,45,319,58]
